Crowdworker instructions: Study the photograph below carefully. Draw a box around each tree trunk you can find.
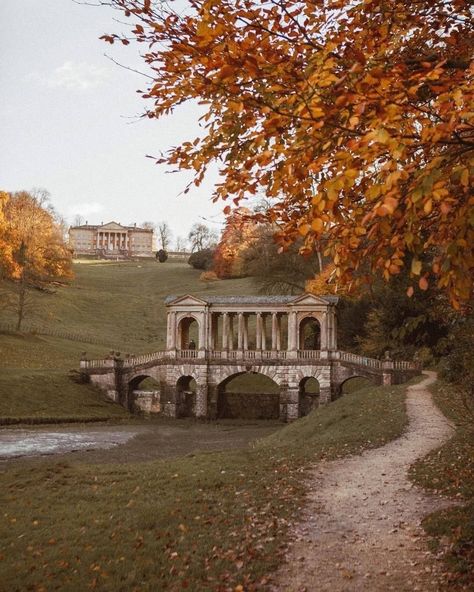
[16,274,26,331]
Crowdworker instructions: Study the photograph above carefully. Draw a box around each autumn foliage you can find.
[104,0,473,307]
[213,208,258,278]
[0,192,18,279]
[0,190,73,329]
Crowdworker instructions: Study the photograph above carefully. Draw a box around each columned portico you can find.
[164,293,339,357]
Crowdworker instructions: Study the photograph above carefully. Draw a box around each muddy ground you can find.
[0,419,282,465]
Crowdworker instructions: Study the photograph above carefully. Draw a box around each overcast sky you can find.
[0,0,225,245]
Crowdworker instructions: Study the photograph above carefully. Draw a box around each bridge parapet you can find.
[80,349,421,371]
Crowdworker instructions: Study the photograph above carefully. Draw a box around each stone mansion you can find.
[69,221,154,258]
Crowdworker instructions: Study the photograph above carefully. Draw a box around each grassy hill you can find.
[1,260,257,355]
[0,260,258,420]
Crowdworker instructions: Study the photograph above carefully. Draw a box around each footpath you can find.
[274,371,454,592]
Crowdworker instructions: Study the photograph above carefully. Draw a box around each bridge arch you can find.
[216,364,283,386]
[298,315,321,350]
[336,375,375,398]
[176,374,198,417]
[126,373,161,413]
[216,371,280,419]
[299,376,320,416]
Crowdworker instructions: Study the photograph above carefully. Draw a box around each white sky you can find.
[0,0,226,246]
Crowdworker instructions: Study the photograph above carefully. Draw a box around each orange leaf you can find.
[419,277,429,291]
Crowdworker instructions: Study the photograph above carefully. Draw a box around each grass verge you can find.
[409,380,474,590]
[0,369,129,422]
[0,381,409,592]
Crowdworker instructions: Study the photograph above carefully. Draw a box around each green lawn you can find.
[0,261,257,421]
[409,380,474,590]
[0,380,409,592]
[1,260,257,354]
[0,369,129,424]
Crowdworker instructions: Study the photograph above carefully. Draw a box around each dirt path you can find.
[274,371,455,592]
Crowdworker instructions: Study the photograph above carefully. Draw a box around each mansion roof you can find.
[69,221,152,233]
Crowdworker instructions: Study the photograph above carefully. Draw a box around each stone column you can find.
[279,385,300,422]
[212,314,219,351]
[237,313,244,350]
[195,384,208,418]
[96,232,100,249]
[276,314,282,350]
[271,313,278,351]
[229,314,234,350]
[320,312,328,350]
[331,307,338,350]
[256,312,262,350]
[288,311,297,351]
[319,379,332,405]
[261,314,267,350]
[222,313,229,350]
[243,314,249,350]
[167,311,177,350]
[198,312,206,353]
[206,382,219,419]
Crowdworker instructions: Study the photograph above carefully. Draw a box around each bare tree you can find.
[175,235,188,252]
[157,221,172,251]
[141,221,156,231]
[188,223,218,252]
[73,214,85,227]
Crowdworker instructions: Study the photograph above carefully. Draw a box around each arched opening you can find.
[217,372,280,419]
[178,316,199,350]
[128,375,161,414]
[339,376,374,397]
[299,316,321,350]
[176,375,197,417]
[299,377,320,416]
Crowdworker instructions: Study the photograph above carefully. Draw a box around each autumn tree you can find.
[0,191,18,281]
[103,0,473,308]
[213,208,258,278]
[243,225,321,294]
[1,191,73,330]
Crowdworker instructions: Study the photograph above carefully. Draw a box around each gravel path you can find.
[274,371,455,592]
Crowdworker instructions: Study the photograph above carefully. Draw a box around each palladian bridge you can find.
[80,294,421,421]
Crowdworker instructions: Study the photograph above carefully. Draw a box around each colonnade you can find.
[96,231,130,251]
[166,296,339,353]
[209,311,285,351]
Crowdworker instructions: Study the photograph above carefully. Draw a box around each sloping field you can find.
[1,260,256,353]
[0,261,257,420]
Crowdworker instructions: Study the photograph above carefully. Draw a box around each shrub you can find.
[188,248,215,270]
[199,271,218,282]
[156,249,168,263]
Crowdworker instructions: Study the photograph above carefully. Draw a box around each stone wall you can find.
[132,390,161,414]
[217,392,280,420]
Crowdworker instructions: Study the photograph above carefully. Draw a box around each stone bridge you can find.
[79,294,421,421]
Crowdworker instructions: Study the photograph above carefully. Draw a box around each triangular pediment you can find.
[166,294,208,307]
[100,221,127,231]
[291,293,332,306]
